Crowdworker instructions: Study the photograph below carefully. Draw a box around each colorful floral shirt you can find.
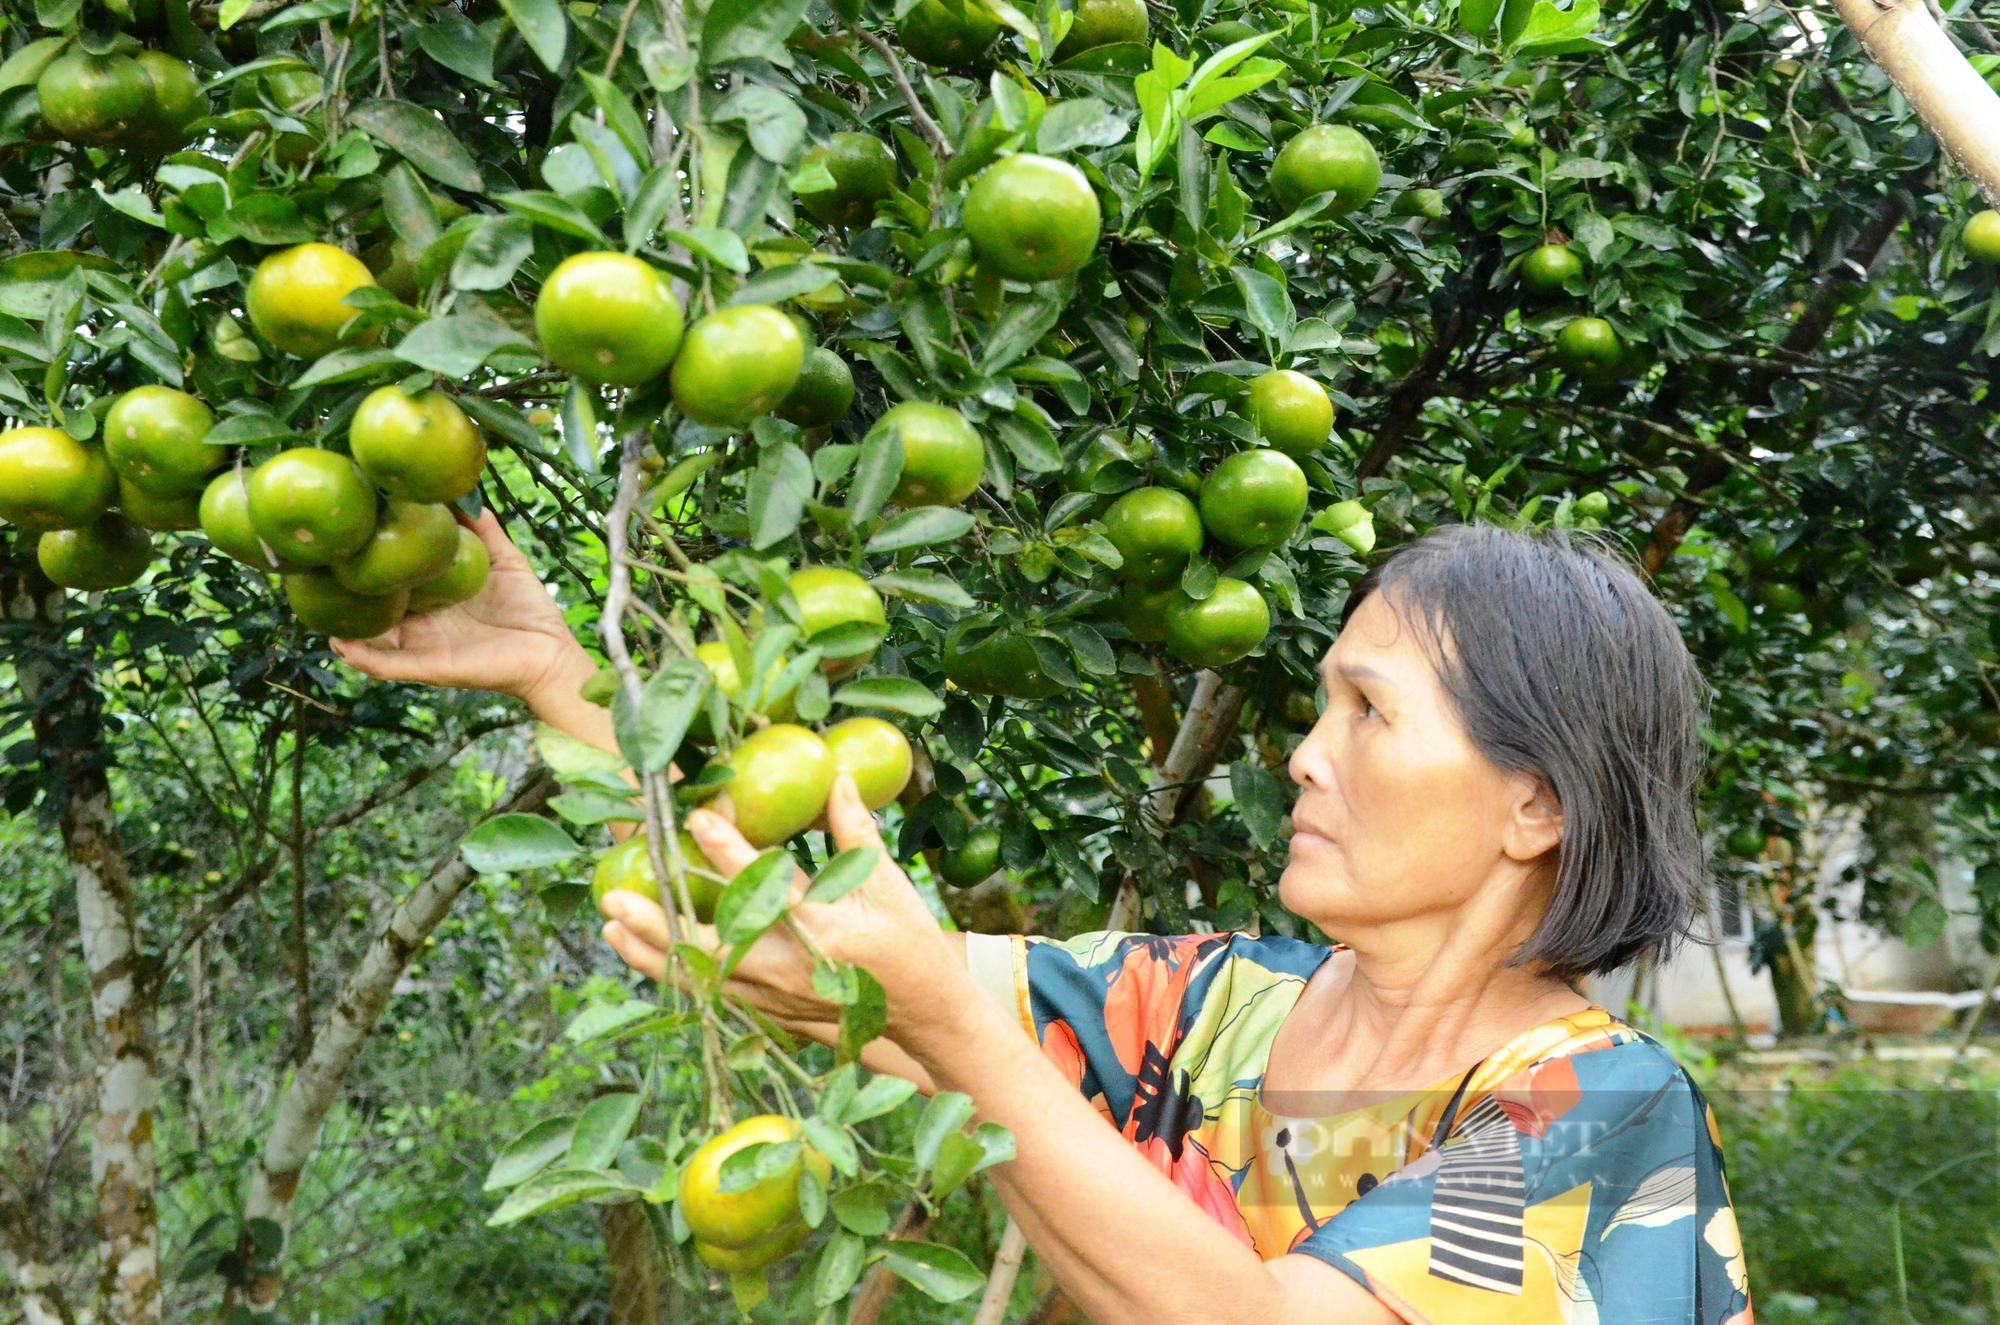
[968,929,1753,1325]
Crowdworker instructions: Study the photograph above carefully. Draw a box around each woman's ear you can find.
[1501,775,1564,865]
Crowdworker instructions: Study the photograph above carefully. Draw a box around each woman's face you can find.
[1280,591,1561,938]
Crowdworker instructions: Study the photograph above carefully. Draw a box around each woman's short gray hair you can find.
[1343,523,1708,980]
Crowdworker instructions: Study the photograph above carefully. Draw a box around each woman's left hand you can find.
[597,773,973,1052]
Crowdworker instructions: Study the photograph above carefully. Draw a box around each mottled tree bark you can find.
[233,768,556,1310]
[601,1202,662,1325]
[8,570,160,1325]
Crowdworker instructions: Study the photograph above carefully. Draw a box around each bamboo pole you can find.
[1825,0,2000,205]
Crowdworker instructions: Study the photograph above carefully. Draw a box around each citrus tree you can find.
[6,0,2000,1318]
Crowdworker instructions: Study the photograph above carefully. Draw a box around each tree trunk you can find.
[234,768,556,1310]
[0,1193,75,1325]
[1829,0,2000,204]
[600,1202,661,1325]
[8,570,160,1325]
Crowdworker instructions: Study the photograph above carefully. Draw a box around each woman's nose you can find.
[1289,717,1335,791]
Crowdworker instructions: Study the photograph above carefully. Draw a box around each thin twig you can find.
[851,27,953,161]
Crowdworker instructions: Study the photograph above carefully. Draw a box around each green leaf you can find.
[714,848,798,947]
[493,191,609,244]
[665,227,750,274]
[714,84,808,163]
[929,1130,983,1197]
[291,347,404,389]
[487,1169,639,1225]
[497,0,567,69]
[980,284,1069,374]
[799,1115,859,1177]
[992,411,1063,473]
[913,1091,974,1171]
[847,416,903,525]
[839,1074,917,1124]
[579,70,650,163]
[611,657,713,774]
[1230,265,1294,345]
[835,965,886,1062]
[535,721,628,779]
[348,100,485,193]
[484,1116,576,1191]
[803,847,879,905]
[564,999,665,1042]
[718,1138,798,1193]
[1513,0,1599,49]
[727,260,841,307]
[813,1230,867,1306]
[394,310,534,378]
[748,440,813,550]
[874,1241,986,1303]
[865,506,975,554]
[459,814,579,874]
[203,412,296,446]
[831,677,944,718]
[451,215,536,290]
[1904,895,1948,952]
[829,1181,891,1235]
[700,0,813,65]
[869,570,973,608]
[625,167,681,252]
[568,1093,642,1171]
[416,11,496,83]
[1229,760,1286,849]
[1035,97,1131,154]
[0,38,68,95]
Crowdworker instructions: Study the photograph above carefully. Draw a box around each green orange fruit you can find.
[1108,581,1175,643]
[36,49,153,146]
[283,568,409,638]
[37,513,152,590]
[694,1223,811,1274]
[872,403,985,509]
[1164,578,1271,668]
[129,51,206,153]
[591,831,723,924]
[798,133,899,228]
[938,826,1002,887]
[1966,210,2000,264]
[721,723,837,846]
[331,500,459,596]
[790,565,886,679]
[775,348,856,428]
[199,470,292,572]
[534,252,684,387]
[823,716,913,810]
[678,1114,831,1249]
[670,305,805,427]
[1246,370,1334,458]
[942,625,1063,699]
[1101,487,1204,586]
[1269,125,1381,216]
[406,526,490,613]
[1198,450,1307,549]
[246,244,379,359]
[897,0,1001,68]
[1520,243,1583,295]
[964,154,1102,283]
[246,448,378,566]
[1555,317,1623,379]
[349,388,487,503]
[1055,0,1149,57]
[118,478,202,531]
[0,427,117,532]
[104,386,220,496]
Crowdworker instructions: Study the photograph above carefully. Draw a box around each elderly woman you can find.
[336,520,1752,1325]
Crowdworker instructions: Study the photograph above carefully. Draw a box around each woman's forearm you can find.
[522,644,619,755]
[900,983,1366,1325]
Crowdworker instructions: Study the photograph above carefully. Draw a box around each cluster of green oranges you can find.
[673,1115,832,1275]
[1518,239,1626,381]
[588,566,913,905]
[0,373,491,631]
[34,38,205,154]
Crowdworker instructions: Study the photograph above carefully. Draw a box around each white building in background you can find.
[1589,814,1999,1036]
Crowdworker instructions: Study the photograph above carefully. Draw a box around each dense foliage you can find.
[3,0,2000,1315]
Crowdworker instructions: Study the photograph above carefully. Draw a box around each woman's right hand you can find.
[330,510,599,717]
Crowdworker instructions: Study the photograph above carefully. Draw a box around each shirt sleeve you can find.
[1010,931,1222,1131]
[1290,1041,1752,1325]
